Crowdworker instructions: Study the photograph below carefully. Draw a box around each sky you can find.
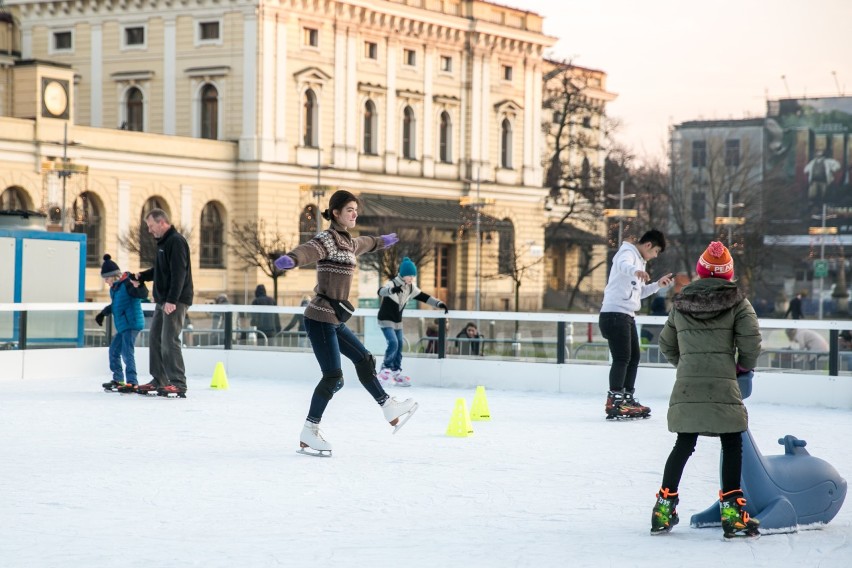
[2,374,850,567]
[513,0,852,162]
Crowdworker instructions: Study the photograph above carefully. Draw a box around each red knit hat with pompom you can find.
[696,241,734,280]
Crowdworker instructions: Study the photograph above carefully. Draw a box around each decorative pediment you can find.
[294,66,332,85]
[397,89,424,100]
[434,94,460,105]
[111,70,155,82]
[358,82,387,95]
[493,99,523,114]
[184,66,230,78]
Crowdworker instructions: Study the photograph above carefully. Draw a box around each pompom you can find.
[103,254,112,261]
[707,241,725,258]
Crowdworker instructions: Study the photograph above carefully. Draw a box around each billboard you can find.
[765,97,852,231]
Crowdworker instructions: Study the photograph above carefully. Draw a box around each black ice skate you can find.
[624,390,651,418]
[157,385,187,398]
[102,380,124,392]
[650,488,679,535]
[605,390,639,420]
[719,490,760,539]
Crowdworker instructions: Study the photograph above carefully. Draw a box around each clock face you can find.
[43,80,69,117]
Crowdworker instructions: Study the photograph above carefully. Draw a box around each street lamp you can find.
[714,192,745,245]
[810,203,838,320]
[298,148,333,232]
[42,123,86,230]
[604,180,637,246]
[461,167,494,312]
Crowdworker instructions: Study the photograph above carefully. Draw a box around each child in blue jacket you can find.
[96,254,148,392]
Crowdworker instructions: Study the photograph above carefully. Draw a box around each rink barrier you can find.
[1,304,852,409]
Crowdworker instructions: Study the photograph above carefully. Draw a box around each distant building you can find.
[0,0,596,311]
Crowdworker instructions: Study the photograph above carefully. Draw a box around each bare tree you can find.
[484,242,544,332]
[541,59,616,309]
[119,222,193,266]
[358,228,436,281]
[542,59,613,227]
[227,220,290,303]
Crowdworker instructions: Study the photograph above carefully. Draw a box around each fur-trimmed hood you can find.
[672,278,746,319]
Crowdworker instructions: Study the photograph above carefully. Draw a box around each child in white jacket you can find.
[377,257,448,386]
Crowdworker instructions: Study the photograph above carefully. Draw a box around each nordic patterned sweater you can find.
[377,276,442,330]
[282,221,387,324]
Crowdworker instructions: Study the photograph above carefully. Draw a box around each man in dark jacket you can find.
[136,208,194,397]
[250,284,281,340]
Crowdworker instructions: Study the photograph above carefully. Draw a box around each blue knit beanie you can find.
[399,257,417,277]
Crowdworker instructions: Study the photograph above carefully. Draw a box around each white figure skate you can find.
[382,397,419,434]
[298,420,332,457]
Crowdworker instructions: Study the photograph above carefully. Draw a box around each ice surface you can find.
[1,376,850,567]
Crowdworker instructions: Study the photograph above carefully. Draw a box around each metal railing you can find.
[2,303,850,377]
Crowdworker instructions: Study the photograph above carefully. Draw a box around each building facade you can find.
[0,0,614,312]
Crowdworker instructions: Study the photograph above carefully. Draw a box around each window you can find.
[365,41,378,60]
[439,111,452,163]
[303,27,318,47]
[402,106,416,159]
[71,192,101,267]
[300,205,320,244]
[692,140,706,168]
[498,225,515,276]
[502,65,513,81]
[691,190,706,220]
[140,198,167,266]
[440,55,452,72]
[125,26,145,46]
[200,202,224,268]
[53,31,72,51]
[0,187,29,210]
[363,100,377,154]
[126,87,144,132]
[404,48,416,66]
[501,118,513,169]
[199,21,220,41]
[200,84,218,140]
[303,89,318,147]
[582,116,592,129]
[725,139,740,168]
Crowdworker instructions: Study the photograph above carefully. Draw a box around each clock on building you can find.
[42,78,70,118]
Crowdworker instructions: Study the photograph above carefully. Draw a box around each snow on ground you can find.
[1,375,850,568]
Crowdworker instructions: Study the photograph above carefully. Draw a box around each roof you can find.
[545,222,606,245]
[358,193,513,231]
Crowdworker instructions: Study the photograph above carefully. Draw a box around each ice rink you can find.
[1,374,850,568]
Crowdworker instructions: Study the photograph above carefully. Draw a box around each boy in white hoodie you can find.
[599,229,672,419]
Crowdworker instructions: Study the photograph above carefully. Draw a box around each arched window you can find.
[71,192,102,267]
[200,202,224,268]
[501,118,513,169]
[303,89,318,147]
[200,84,218,140]
[402,106,416,159]
[498,220,515,276]
[299,204,320,244]
[126,87,144,132]
[363,100,377,154]
[140,197,168,266]
[0,187,29,211]
[439,111,452,163]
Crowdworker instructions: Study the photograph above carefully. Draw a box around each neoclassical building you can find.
[0,0,612,310]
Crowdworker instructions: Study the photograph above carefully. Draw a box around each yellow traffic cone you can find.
[210,362,229,390]
[446,398,474,437]
[470,385,491,421]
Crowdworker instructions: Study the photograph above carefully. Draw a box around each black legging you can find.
[661,432,743,494]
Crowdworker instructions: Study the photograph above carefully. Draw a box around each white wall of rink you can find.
[2,346,851,410]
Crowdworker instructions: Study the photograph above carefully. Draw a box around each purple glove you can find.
[380,233,399,248]
[274,255,295,271]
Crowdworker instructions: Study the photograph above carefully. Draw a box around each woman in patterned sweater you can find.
[274,190,419,456]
